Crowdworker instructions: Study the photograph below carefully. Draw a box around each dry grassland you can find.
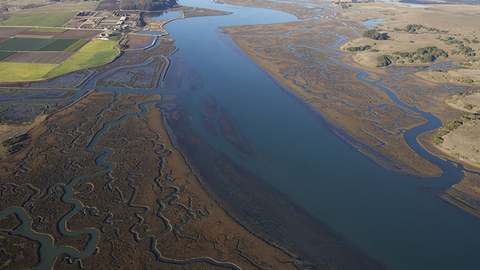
[338,2,480,84]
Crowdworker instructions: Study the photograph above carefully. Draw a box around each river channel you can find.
[161,0,480,269]
[2,0,480,269]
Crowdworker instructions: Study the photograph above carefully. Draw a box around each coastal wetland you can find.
[1,0,480,269]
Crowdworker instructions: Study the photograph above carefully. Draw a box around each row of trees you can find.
[377,46,448,67]
[452,45,476,57]
[394,24,448,34]
[120,0,177,11]
[438,37,477,57]
[346,45,371,52]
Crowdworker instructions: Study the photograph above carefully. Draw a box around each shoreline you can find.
[162,105,389,268]
[221,25,441,177]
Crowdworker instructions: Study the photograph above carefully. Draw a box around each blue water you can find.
[136,30,167,35]
[2,0,480,269]
[363,18,386,28]
[162,0,480,269]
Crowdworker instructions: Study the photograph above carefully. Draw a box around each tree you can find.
[377,55,392,67]
[362,29,389,40]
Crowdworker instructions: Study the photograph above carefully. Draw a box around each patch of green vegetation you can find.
[433,137,444,145]
[440,36,464,46]
[405,24,424,34]
[394,24,448,34]
[433,114,480,145]
[0,38,56,51]
[362,29,389,40]
[453,45,476,57]
[63,39,88,52]
[0,52,16,61]
[44,40,118,79]
[380,46,448,66]
[438,36,477,56]
[377,55,392,67]
[0,38,90,52]
[0,12,77,27]
[347,45,371,52]
[0,62,56,81]
[464,104,473,110]
[39,39,80,51]
[27,28,66,33]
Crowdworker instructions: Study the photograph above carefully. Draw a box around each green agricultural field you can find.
[63,39,88,52]
[0,52,16,61]
[0,38,55,51]
[39,39,80,51]
[27,28,66,33]
[0,63,56,81]
[0,38,81,51]
[44,40,118,79]
[0,12,77,27]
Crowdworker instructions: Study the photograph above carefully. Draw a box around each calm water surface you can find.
[145,11,183,20]
[362,18,386,28]
[163,0,480,269]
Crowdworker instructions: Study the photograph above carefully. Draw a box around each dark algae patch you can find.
[2,133,28,156]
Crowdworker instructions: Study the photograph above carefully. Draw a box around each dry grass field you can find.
[338,2,480,84]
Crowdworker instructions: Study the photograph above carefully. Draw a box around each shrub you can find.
[405,24,424,34]
[377,55,392,67]
[346,45,372,52]
[433,137,444,145]
[362,29,389,40]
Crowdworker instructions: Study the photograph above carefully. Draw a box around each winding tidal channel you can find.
[1,0,480,269]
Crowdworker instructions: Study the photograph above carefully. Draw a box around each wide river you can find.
[159,0,480,269]
[2,0,480,269]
